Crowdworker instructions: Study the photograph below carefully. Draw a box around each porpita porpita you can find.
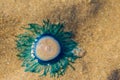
[16,20,80,77]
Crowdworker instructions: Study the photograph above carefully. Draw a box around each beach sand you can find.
[0,0,120,80]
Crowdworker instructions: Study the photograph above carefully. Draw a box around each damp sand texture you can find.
[0,0,120,80]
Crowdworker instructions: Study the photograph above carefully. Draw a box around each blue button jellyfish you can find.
[16,20,80,77]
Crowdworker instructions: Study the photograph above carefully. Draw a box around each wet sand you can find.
[0,0,120,80]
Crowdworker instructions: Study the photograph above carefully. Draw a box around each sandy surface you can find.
[0,0,120,80]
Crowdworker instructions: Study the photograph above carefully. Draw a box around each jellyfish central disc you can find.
[35,36,61,61]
